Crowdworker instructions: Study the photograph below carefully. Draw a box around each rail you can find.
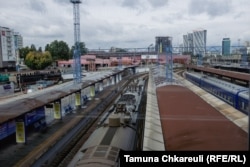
[13,72,147,167]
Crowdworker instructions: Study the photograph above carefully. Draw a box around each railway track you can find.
[135,76,148,150]
[14,72,147,167]
[49,88,125,167]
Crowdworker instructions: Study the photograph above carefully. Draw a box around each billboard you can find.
[25,107,45,126]
[0,123,8,140]
[75,92,81,106]
[16,120,25,143]
[90,85,95,97]
[0,120,16,141]
[141,55,158,59]
[54,102,61,119]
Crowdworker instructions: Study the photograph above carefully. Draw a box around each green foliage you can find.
[46,40,70,61]
[38,47,43,52]
[70,42,88,59]
[115,48,128,52]
[45,44,50,51]
[109,47,128,53]
[19,46,30,59]
[24,51,53,70]
[30,44,37,51]
[19,41,88,63]
[19,44,42,60]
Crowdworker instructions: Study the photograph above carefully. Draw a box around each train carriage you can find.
[68,78,146,167]
[185,72,249,115]
[238,91,249,115]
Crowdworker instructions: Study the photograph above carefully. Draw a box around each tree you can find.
[116,48,128,52]
[25,51,53,70]
[30,44,36,52]
[79,42,88,55]
[109,47,127,53]
[70,42,88,59]
[47,40,70,61]
[19,46,30,59]
[45,44,50,51]
[38,47,43,52]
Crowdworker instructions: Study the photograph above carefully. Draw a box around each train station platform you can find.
[187,65,250,86]
[0,67,147,166]
[0,82,122,167]
[143,65,248,151]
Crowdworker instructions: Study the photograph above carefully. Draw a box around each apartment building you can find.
[0,26,23,69]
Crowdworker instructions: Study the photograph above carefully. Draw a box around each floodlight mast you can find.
[70,0,81,83]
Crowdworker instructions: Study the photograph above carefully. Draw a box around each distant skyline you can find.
[0,0,249,49]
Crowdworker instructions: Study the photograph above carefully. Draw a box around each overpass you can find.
[88,51,158,58]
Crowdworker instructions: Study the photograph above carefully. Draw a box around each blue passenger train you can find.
[185,72,249,115]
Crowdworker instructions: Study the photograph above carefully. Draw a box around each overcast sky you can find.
[1,0,249,50]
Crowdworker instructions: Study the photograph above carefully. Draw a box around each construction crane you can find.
[70,0,81,83]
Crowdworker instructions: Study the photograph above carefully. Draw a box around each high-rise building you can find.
[183,35,188,52]
[155,36,172,53]
[187,33,193,53]
[193,29,207,56]
[222,38,231,56]
[0,27,15,68]
[182,29,206,65]
[14,32,23,50]
[183,33,194,54]
[13,32,23,65]
[0,26,22,69]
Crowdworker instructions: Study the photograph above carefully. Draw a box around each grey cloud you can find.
[151,12,184,24]
[189,0,232,17]
[54,0,80,5]
[120,0,145,15]
[121,0,140,9]
[233,12,244,19]
[147,0,168,8]
[83,20,153,49]
[54,0,69,4]
[121,0,168,9]
[25,25,65,38]
[83,20,125,42]
[29,0,47,13]
[1,0,249,49]
[120,0,168,15]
